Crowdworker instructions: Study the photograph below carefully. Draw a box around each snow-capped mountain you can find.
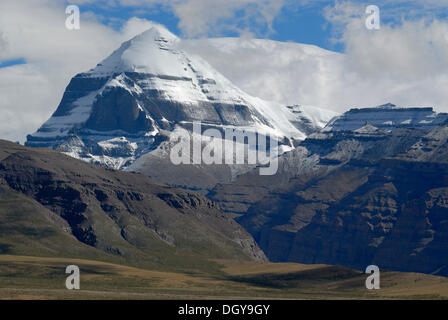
[25,25,337,170]
[325,103,448,132]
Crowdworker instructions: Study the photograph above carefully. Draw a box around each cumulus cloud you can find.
[95,0,289,38]
[0,31,7,53]
[180,38,345,109]
[171,0,285,38]
[120,17,168,40]
[324,1,448,111]
[0,0,120,143]
[0,64,52,143]
[324,1,448,77]
[181,1,448,114]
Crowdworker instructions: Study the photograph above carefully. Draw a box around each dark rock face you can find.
[85,86,153,134]
[210,123,448,276]
[282,160,448,273]
[372,187,448,275]
[52,75,110,118]
[288,167,447,275]
[24,69,274,170]
[0,140,267,266]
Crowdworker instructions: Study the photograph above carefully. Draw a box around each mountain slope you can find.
[0,140,266,273]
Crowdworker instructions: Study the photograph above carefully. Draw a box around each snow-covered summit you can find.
[83,25,256,108]
[86,26,181,77]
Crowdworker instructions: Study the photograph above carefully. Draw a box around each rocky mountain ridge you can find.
[325,103,448,132]
[209,119,448,276]
[0,140,266,272]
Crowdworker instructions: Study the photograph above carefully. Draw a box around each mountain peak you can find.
[376,103,397,109]
[134,25,179,44]
[86,25,180,77]
[354,122,383,134]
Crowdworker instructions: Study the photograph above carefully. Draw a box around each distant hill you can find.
[0,140,265,274]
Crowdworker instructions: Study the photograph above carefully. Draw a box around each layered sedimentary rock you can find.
[210,118,448,276]
[325,103,448,132]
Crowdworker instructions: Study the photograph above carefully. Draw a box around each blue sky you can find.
[0,58,26,69]
[73,1,342,51]
[67,0,448,53]
[2,0,447,70]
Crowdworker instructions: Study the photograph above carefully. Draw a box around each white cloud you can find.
[324,1,448,111]
[119,17,167,40]
[180,38,345,109]
[0,31,7,53]
[338,17,448,80]
[172,0,285,38]
[0,64,52,143]
[181,1,448,115]
[117,0,288,38]
[0,0,121,143]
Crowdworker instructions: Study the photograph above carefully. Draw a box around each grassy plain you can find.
[0,255,447,300]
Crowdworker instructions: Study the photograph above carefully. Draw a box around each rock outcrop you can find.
[325,103,448,132]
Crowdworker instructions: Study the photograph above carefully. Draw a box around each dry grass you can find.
[0,255,447,300]
[216,259,328,276]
